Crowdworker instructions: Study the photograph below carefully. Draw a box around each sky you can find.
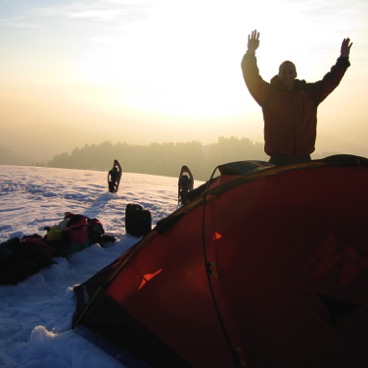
[1,0,368,161]
[0,165,189,367]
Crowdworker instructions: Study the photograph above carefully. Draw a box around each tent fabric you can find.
[73,154,368,368]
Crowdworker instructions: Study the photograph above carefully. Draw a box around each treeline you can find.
[0,146,30,166]
[47,137,267,181]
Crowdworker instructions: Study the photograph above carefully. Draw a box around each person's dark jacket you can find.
[241,53,350,157]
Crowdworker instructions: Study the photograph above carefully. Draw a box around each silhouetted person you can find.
[108,159,122,193]
[241,29,352,166]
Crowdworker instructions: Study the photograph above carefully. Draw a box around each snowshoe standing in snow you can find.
[108,159,122,193]
[178,165,194,205]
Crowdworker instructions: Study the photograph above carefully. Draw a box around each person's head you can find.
[278,61,297,89]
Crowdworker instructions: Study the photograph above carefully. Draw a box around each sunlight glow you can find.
[75,1,323,119]
[1,0,367,159]
[75,0,253,118]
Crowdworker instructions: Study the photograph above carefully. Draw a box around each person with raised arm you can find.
[241,30,352,165]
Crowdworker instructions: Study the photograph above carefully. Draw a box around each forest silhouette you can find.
[47,137,267,181]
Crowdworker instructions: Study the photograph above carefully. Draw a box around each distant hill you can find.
[314,133,368,159]
[0,146,33,166]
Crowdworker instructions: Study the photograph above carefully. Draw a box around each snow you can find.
[0,165,203,368]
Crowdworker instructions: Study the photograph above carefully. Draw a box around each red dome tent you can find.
[73,155,368,368]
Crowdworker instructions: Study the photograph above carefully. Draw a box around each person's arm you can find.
[241,29,269,106]
[310,38,352,105]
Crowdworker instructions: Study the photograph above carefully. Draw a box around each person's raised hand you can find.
[247,29,260,53]
[340,37,352,58]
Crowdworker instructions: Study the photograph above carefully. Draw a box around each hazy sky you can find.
[1,0,368,161]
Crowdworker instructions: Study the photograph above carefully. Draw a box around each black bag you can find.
[0,235,56,285]
[125,204,152,237]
